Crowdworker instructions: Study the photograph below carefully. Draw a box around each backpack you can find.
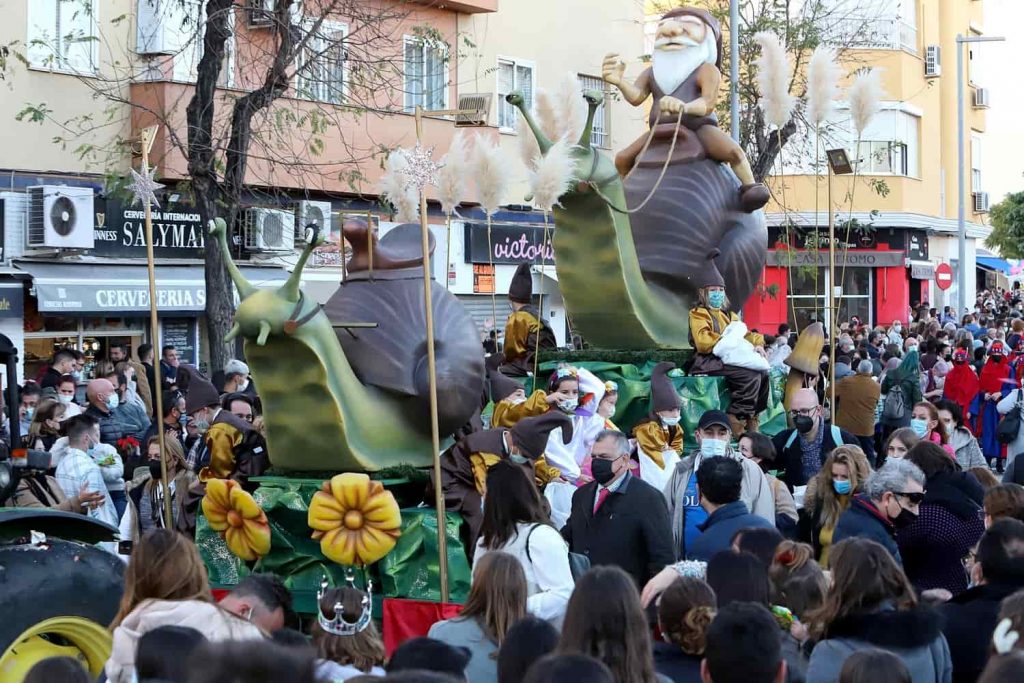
[882,384,907,422]
[784,424,846,451]
[998,389,1023,445]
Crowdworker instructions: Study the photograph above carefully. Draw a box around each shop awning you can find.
[977,256,1012,274]
[15,261,288,314]
[908,260,935,280]
[531,265,558,282]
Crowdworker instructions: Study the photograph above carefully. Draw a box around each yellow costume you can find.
[688,306,764,355]
[633,419,684,469]
[491,390,549,428]
[503,309,542,363]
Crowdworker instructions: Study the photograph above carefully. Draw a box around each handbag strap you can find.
[524,523,541,564]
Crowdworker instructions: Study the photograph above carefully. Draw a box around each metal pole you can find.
[140,126,173,530]
[827,164,836,412]
[415,106,449,604]
[956,35,967,316]
[729,0,740,142]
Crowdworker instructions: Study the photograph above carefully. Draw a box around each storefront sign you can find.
[93,198,206,258]
[765,250,905,268]
[910,262,935,280]
[162,318,198,365]
[33,281,207,313]
[907,230,929,261]
[0,286,23,318]
[936,263,954,290]
[464,223,555,265]
[473,264,495,294]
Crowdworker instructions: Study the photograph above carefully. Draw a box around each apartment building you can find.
[737,0,997,330]
[0,0,644,377]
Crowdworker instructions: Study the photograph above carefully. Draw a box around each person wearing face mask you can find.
[935,399,987,471]
[908,401,955,459]
[25,397,66,451]
[880,348,924,437]
[501,263,558,377]
[121,436,194,540]
[175,365,269,534]
[688,254,769,437]
[55,375,82,418]
[832,458,926,565]
[633,362,686,492]
[686,456,774,562]
[488,368,554,429]
[537,366,610,484]
[562,430,675,590]
[833,360,881,465]
[943,348,980,425]
[83,377,126,449]
[54,414,119,552]
[887,320,904,347]
[773,388,856,489]
[974,341,1013,472]
[664,410,774,559]
[437,411,572,556]
[801,446,872,566]
[223,358,256,397]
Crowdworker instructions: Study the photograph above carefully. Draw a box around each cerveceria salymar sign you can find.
[93,198,206,258]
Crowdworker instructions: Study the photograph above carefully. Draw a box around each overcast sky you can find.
[983,0,1023,204]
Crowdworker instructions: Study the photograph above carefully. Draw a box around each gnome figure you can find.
[633,361,684,492]
[602,6,771,212]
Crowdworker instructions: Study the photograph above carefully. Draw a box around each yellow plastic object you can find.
[0,616,112,681]
[202,478,272,561]
[308,473,402,566]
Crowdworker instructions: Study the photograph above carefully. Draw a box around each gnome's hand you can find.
[659,95,685,115]
[602,53,625,86]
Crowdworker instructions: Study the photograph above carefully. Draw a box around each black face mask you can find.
[793,415,815,434]
[890,502,918,529]
[148,460,164,480]
[591,457,618,485]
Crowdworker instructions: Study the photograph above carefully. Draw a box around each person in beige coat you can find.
[105,530,264,683]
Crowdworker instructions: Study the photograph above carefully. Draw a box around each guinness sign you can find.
[93,198,206,258]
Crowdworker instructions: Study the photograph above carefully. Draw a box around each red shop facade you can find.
[742,226,932,333]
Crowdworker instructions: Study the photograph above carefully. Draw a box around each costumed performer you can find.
[632,361,685,493]
[943,348,979,434]
[687,252,768,437]
[501,263,557,377]
[489,367,552,429]
[974,340,1014,470]
[437,411,570,556]
[541,365,609,484]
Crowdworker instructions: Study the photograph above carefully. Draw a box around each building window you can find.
[898,0,918,52]
[497,58,534,130]
[854,141,908,175]
[173,1,235,87]
[297,21,347,104]
[404,37,447,113]
[971,134,983,192]
[577,74,609,148]
[26,0,99,73]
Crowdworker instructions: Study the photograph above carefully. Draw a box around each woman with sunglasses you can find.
[898,442,985,596]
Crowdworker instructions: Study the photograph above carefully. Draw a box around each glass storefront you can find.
[785,267,873,331]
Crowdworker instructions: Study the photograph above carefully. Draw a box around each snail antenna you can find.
[280,222,320,303]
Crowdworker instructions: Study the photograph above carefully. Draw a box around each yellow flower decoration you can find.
[202,478,271,561]
[308,473,402,566]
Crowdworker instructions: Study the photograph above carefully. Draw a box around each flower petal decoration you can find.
[308,473,402,566]
[201,478,271,562]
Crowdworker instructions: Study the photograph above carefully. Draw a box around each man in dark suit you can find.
[562,429,675,588]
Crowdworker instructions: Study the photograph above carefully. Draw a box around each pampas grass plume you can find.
[806,45,841,127]
[379,149,419,223]
[555,71,588,143]
[473,136,511,216]
[534,89,560,142]
[531,137,576,213]
[438,131,470,216]
[754,31,795,130]
[848,68,884,137]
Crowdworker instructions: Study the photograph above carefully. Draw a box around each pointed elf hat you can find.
[511,411,573,460]
[650,361,681,413]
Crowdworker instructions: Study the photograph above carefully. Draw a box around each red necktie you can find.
[594,487,611,514]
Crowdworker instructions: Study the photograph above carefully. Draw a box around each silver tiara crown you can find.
[317,571,373,637]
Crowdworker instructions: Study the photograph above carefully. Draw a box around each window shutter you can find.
[425,45,446,110]
[405,40,423,112]
[62,0,97,72]
[516,64,533,108]
[497,60,515,128]
[26,0,59,68]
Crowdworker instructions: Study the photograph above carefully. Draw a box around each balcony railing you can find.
[824,18,917,53]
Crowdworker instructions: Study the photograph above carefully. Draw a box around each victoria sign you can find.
[463,222,555,266]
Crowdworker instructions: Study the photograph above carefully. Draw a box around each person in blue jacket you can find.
[688,456,774,561]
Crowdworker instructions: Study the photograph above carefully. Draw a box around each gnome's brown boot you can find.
[728,414,746,440]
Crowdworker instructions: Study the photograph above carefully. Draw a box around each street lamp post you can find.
[730,0,740,142]
[956,34,1004,314]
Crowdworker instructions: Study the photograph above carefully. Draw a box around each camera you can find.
[0,448,53,506]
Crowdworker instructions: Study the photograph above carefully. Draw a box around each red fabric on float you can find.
[383,598,463,656]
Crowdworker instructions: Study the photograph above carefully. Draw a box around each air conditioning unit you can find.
[973,87,990,108]
[455,93,493,127]
[26,186,95,249]
[924,45,941,77]
[247,0,275,28]
[294,200,333,243]
[243,208,295,252]
[974,191,990,213]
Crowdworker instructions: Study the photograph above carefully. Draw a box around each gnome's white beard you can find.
[652,32,717,96]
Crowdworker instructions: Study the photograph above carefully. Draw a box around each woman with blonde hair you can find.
[429,551,528,682]
[653,576,716,682]
[801,445,872,566]
[312,585,386,679]
[105,529,263,683]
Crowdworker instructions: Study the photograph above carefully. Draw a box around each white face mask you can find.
[58,394,73,405]
[699,438,727,457]
[507,395,527,406]
[238,379,250,392]
[559,399,578,414]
